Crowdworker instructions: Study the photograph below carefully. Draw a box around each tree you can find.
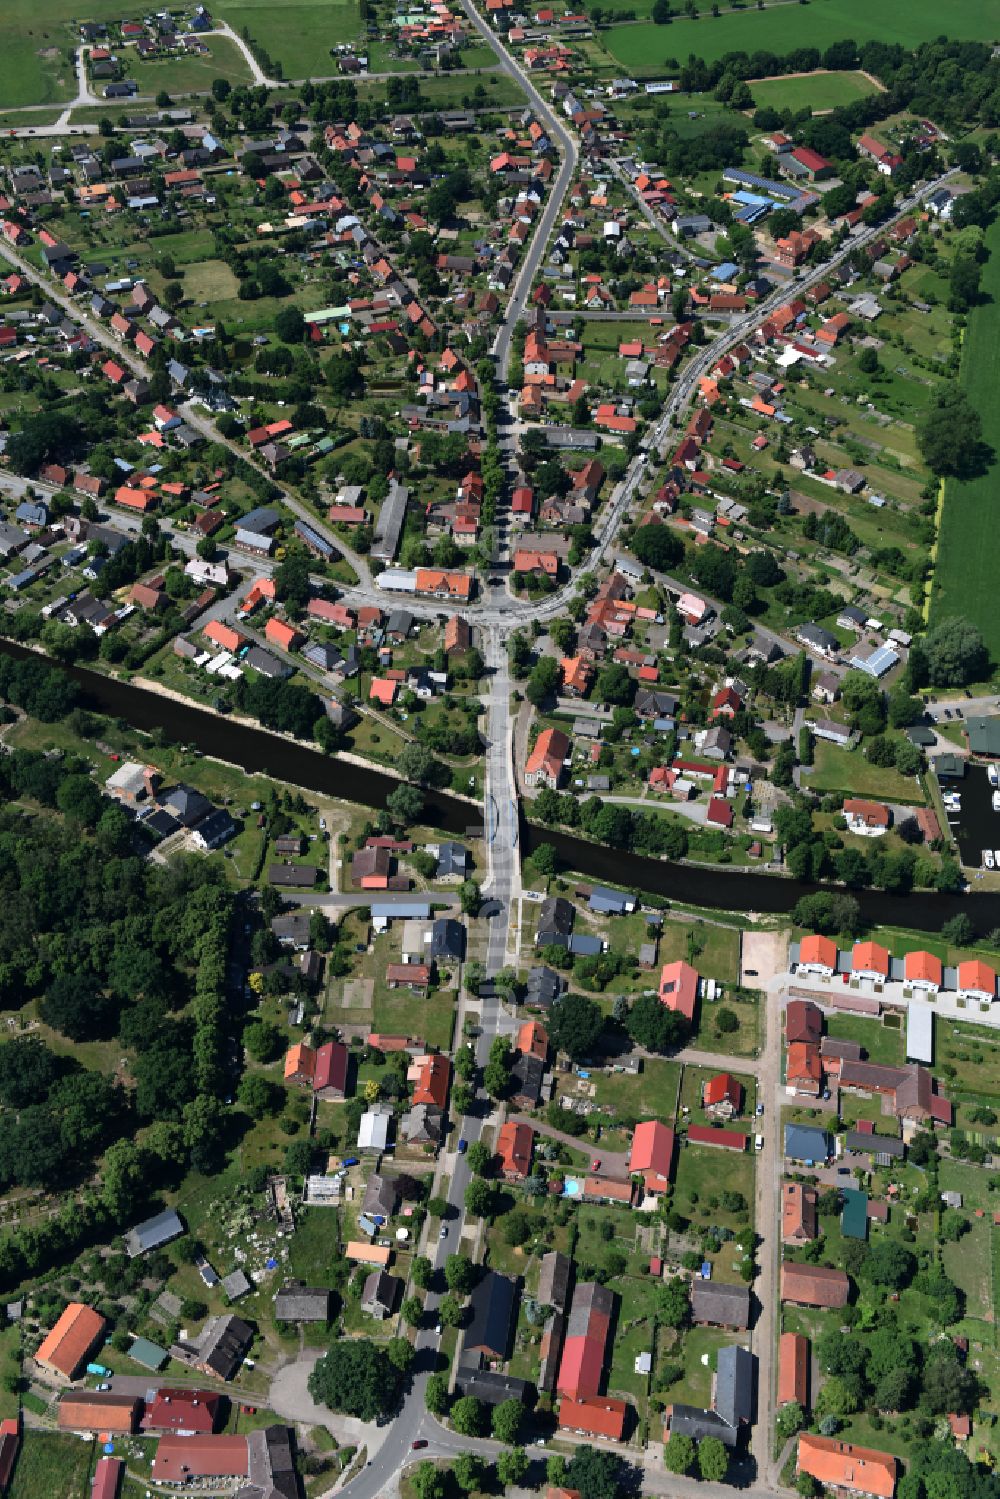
[56,773,103,826]
[626,993,687,1052]
[466,1141,492,1175]
[698,1437,729,1481]
[595,663,634,706]
[450,1395,486,1436]
[40,975,117,1041]
[875,1367,915,1412]
[464,1179,494,1217]
[548,992,603,1060]
[776,1401,804,1440]
[857,346,880,376]
[459,879,481,917]
[920,1350,978,1414]
[532,842,559,877]
[657,1277,690,1329]
[411,1461,447,1499]
[308,1341,399,1420]
[0,1038,62,1110]
[941,913,974,946]
[918,387,987,479]
[438,1292,464,1327]
[444,1254,478,1293]
[497,1448,529,1486]
[665,1433,696,1474]
[923,617,988,687]
[565,1444,624,1499]
[400,1295,423,1327]
[237,1074,283,1120]
[243,1020,284,1063]
[273,549,312,612]
[412,1255,433,1290]
[386,782,424,826]
[100,1137,146,1216]
[425,1373,450,1416]
[492,1397,523,1444]
[864,1239,915,1290]
[275,306,306,343]
[452,1454,487,1494]
[526,656,560,707]
[163,280,184,310]
[631,524,683,571]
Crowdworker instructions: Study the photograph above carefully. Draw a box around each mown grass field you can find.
[930,216,1000,662]
[747,68,879,113]
[119,36,254,94]
[602,0,1000,75]
[218,0,363,78]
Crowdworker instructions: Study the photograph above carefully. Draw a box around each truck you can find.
[754,1135,764,1153]
[86,1363,111,1377]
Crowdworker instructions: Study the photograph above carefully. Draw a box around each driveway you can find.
[509,1114,631,1180]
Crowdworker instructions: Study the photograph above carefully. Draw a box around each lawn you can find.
[824,1013,905,1067]
[658,917,741,985]
[588,1059,682,1121]
[8,1433,94,1499]
[121,37,253,94]
[930,215,1000,662]
[217,0,361,78]
[673,1140,753,1237]
[601,0,1000,75]
[748,69,879,113]
[942,1211,993,1324]
[690,990,760,1058]
[808,740,925,802]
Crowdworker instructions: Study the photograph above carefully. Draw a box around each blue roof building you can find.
[784,1124,830,1163]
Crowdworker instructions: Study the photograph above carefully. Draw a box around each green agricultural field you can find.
[0,0,126,107]
[601,0,1000,76]
[747,69,879,114]
[930,217,1000,661]
[218,0,363,78]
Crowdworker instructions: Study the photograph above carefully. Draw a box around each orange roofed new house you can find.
[627,1120,675,1193]
[797,934,837,977]
[658,960,699,1022]
[35,1303,107,1381]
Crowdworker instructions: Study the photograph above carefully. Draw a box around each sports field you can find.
[748,69,879,113]
[602,0,1000,75]
[929,218,1000,663]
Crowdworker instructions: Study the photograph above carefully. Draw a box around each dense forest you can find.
[0,718,236,1291]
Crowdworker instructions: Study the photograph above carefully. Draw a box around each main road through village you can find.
[0,24,961,1492]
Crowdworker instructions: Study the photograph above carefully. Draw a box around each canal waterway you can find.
[6,640,1000,935]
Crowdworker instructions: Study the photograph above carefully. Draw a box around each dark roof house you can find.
[464,1272,519,1361]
